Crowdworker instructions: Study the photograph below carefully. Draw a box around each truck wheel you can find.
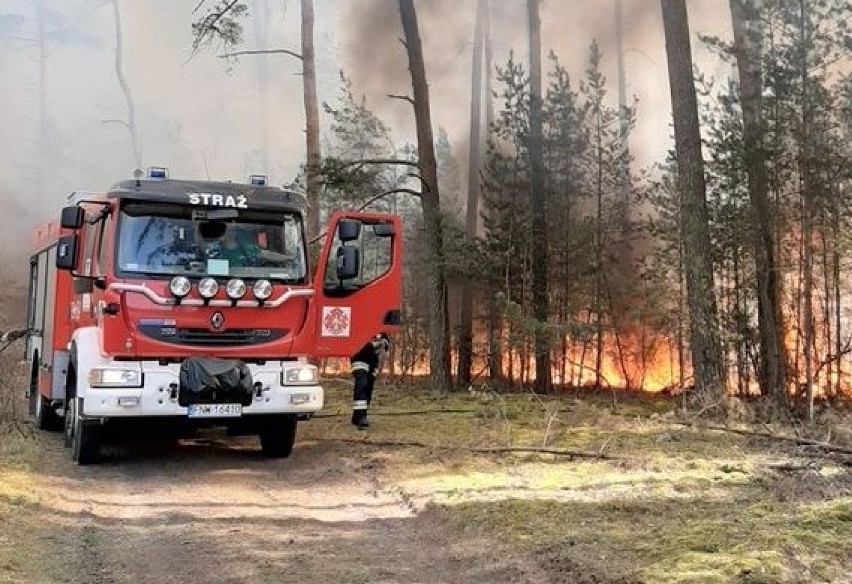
[69,398,102,465]
[259,416,297,459]
[33,391,62,432]
[27,358,38,417]
[29,357,62,432]
[63,366,77,448]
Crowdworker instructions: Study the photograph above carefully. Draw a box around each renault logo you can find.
[210,312,225,330]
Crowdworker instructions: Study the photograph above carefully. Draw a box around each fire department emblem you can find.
[321,306,351,338]
[210,311,225,330]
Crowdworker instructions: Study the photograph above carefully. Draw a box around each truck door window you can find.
[82,221,98,276]
[324,221,393,290]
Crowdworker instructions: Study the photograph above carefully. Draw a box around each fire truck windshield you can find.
[116,203,306,282]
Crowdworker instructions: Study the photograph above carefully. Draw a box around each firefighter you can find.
[350,333,390,429]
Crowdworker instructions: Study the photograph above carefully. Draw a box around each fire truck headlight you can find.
[253,279,273,301]
[198,277,219,299]
[282,366,318,386]
[88,368,143,388]
[226,278,247,300]
[169,276,191,298]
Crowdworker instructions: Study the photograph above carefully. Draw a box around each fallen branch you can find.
[314,437,615,460]
[682,422,852,456]
[766,460,822,472]
[311,408,478,419]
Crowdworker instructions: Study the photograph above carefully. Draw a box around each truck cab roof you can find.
[72,178,308,215]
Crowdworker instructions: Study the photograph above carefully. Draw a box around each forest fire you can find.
[319,330,685,393]
[317,315,852,399]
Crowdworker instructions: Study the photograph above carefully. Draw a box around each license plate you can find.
[187,403,242,418]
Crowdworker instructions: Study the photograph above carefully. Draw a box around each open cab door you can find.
[305,211,403,358]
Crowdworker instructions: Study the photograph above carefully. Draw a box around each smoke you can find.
[0,0,733,275]
[0,0,307,266]
[336,0,733,188]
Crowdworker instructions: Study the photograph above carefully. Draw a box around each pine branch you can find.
[218,48,302,60]
[388,93,415,106]
[338,158,420,171]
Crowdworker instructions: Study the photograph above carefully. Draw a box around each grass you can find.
[2,375,850,583]
[305,378,852,583]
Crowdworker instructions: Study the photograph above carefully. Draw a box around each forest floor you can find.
[2,287,852,583]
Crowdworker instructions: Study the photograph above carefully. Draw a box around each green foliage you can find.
[693,0,852,396]
[320,72,419,217]
[191,1,249,54]
[478,43,652,387]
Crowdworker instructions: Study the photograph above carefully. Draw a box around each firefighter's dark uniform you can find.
[350,334,389,429]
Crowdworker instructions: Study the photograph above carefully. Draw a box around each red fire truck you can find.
[25,168,402,464]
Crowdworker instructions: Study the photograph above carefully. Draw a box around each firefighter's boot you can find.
[351,407,369,430]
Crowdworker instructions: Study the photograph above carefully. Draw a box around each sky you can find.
[0,0,733,261]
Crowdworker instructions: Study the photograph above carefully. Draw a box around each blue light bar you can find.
[249,174,267,186]
[148,167,168,179]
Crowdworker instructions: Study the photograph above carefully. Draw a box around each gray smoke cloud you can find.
[335,0,733,194]
[0,0,732,274]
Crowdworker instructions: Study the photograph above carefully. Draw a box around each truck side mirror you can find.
[336,245,360,280]
[338,219,361,242]
[60,206,85,230]
[372,222,395,237]
[56,234,79,271]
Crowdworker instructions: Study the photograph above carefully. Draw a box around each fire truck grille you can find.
[139,325,287,347]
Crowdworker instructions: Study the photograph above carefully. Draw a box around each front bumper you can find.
[80,360,323,418]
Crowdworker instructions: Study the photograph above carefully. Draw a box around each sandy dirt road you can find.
[4,429,547,584]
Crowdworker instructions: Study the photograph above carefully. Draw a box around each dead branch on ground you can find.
[316,437,616,460]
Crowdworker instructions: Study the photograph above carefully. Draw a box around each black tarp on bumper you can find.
[178,357,254,407]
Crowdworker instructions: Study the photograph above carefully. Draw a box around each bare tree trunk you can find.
[252,0,271,170]
[729,0,787,404]
[820,231,831,395]
[833,206,842,397]
[798,0,814,419]
[399,0,452,391]
[614,0,630,217]
[661,0,725,403]
[111,0,142,168]
[594,105,605,390]
[528,0,551,393]
[484,1,502,383]
[301,0,322,239]
[37,0,47,199]
[457,0,486,386]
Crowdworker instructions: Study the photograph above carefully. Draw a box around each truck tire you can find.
[33,392,62,432]
[69,398,102,465]
[259,415,297,459]
[30,358,62,432]
[63,365,77,448]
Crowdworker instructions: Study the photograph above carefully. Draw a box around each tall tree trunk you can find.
[457,0,486,386]
[252,0,271,170]
[729,0,787,404]
[302,0,321,239]
[614,0,631,217]
[661,0,725,403]
[594,104,605,390]
[111,0,142,168]
[484,1,502,382]
[527,0,551,393]
[832,205,842,397]
[820,230,831,393]
[36,0,47,199]
[798,0,814,419]
[399,0,452,390]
